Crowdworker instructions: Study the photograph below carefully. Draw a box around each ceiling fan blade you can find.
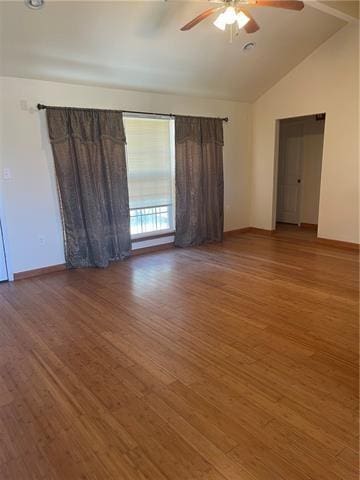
[253,1,304,10]
[180,7,222,31]
[240,8,260,33]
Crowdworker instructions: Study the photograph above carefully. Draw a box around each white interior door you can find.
[0,221,8,281]
[276,122,303,224]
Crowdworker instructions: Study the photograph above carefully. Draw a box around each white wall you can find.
[251,24,359,243]
[0,77,251,276]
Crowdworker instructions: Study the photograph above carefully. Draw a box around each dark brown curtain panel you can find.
[46,107,131,268]
[175,116,224,247]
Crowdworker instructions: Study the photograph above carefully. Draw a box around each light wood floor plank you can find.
[0,228,358,479]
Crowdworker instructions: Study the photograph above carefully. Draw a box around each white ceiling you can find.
[0,1,347,101]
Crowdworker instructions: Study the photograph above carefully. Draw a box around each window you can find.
[124,115,175,238]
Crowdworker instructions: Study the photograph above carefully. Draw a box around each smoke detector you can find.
[242,42,256,53]
[25,0,44,10]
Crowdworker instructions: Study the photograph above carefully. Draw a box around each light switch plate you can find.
[3,168,12,180]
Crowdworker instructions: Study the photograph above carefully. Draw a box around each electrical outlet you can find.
[38,235,46,246]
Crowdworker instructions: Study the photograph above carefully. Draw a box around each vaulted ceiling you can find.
[319,1,359,19]
[0,1,350,101]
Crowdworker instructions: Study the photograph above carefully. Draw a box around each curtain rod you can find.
[36,104,229,123]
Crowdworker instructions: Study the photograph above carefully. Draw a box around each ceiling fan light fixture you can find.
[213,13,227,31]
[236,11,250,29]
[222,6,237,25]
[181,1,304,34]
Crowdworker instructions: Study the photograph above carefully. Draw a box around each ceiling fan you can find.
[180,0,305,34]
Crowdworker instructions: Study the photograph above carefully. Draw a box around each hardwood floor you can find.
[0,231,358,479]
[275,222,318,241]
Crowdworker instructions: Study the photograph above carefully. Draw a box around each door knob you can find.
[297,179,301,183]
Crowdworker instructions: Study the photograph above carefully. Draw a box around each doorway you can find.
[0,217,8,282]
[275,114,325,233]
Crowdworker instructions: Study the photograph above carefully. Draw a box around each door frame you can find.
[0,198,13,281]
[271,114,326,231]
[0,217,9,282]
[275,119,304,226]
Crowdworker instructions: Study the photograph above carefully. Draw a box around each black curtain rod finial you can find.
[37,103,228,122]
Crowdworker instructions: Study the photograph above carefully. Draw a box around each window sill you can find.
[131,232,174,253]
[131,230,175,243]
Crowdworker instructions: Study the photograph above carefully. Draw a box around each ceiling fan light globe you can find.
[213,13,227,30]
[222,6,237,24]
[236,11,250,29]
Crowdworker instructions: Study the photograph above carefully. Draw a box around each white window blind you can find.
[123,115,175,236]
